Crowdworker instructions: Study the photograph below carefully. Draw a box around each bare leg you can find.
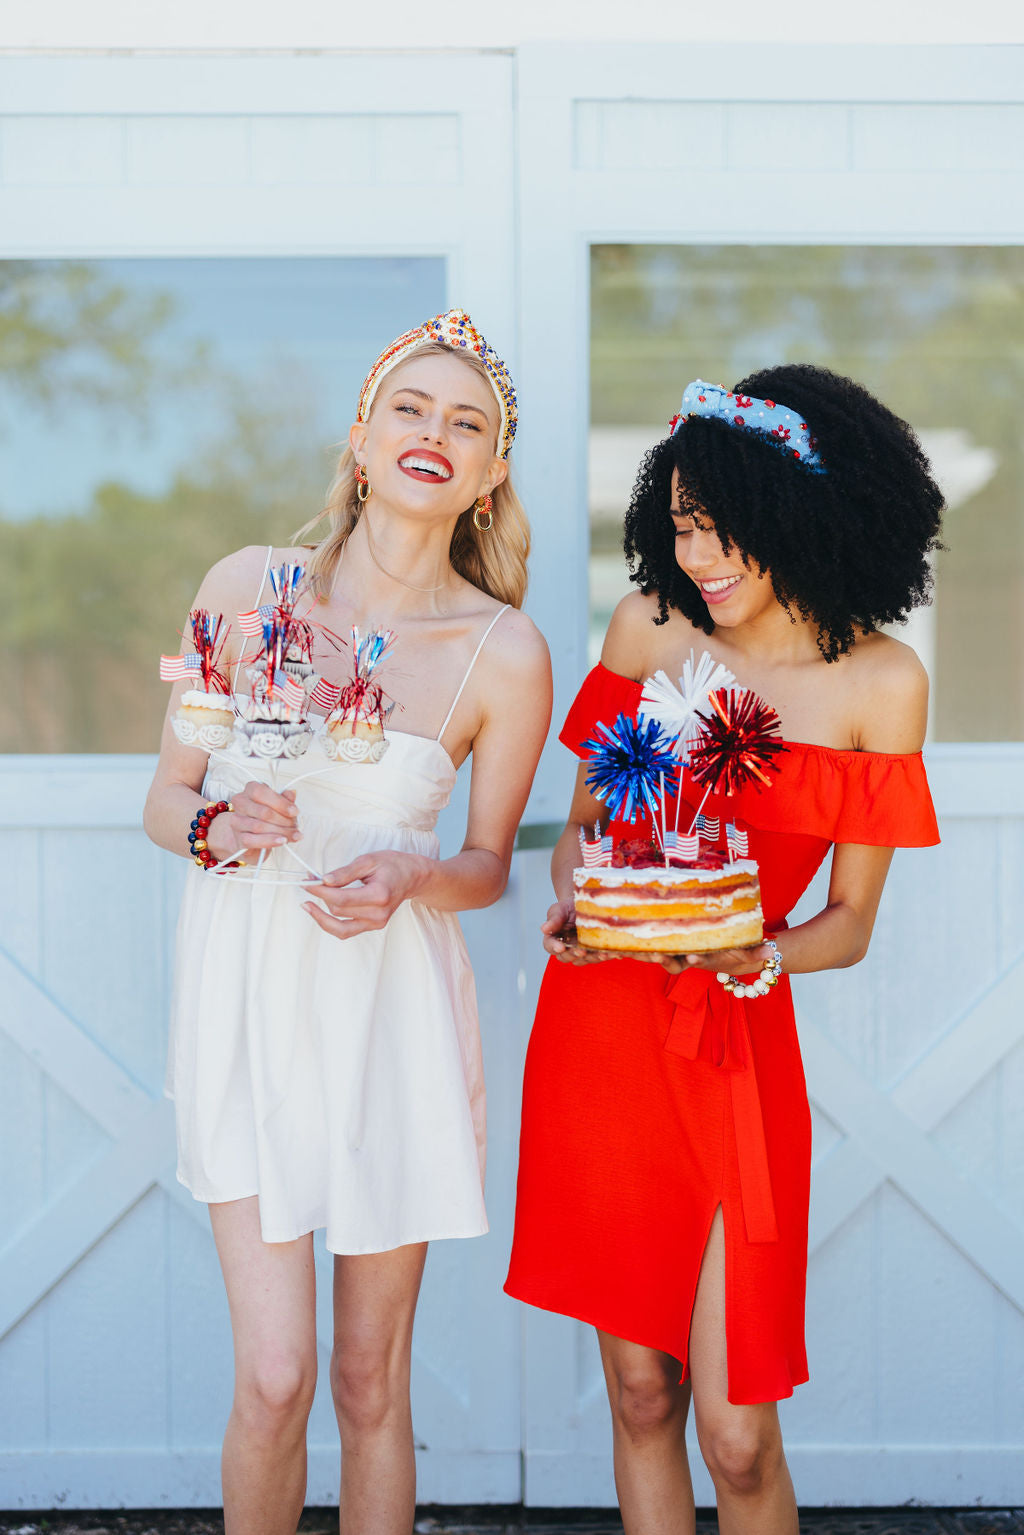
[209,1197,318,1535]
[689,1209,799,1535]
[597,1330,695,1535]
[331,1242,428,1535]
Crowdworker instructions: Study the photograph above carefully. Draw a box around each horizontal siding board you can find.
[0,53,517,117]
[0,1446,522,1509]
[0,115,124,185]
[249,114,374,182]
[125,117,251,185]
[852,102,1024,172]
[524,1443,1024,1507]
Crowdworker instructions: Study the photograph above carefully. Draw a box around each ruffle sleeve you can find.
[559,663,643,759]
[709,743,940,848]
[790,745,939,847]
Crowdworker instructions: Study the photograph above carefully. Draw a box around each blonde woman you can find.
[145,311,551,1535]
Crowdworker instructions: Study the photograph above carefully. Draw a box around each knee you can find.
[330,1344,404,1436]
[237,1351,317,1436]
[608,1363,682,1443]
[698,1414,784,1496]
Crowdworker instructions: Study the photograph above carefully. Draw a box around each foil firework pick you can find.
[161,610,237,751]
[160,608,232,693]
[238,562,313,643]
[583,712,679,824]
[268,561,304,611]
[232,599,318,761]
[258,613,311,710]
[323,625,397,764]
[639,648,736,757]
[689,687,787,795]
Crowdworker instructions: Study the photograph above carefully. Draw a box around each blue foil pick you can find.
[583,712,678,824]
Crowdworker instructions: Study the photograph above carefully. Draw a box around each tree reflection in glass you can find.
[590,245,1023,742]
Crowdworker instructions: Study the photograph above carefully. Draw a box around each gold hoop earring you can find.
[355,464,371,504]
[473,494,493,533]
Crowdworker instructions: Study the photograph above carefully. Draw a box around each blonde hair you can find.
[293,342,530,608]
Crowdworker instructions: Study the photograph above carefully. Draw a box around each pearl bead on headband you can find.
[670,380,824,472]
[357,308,518,460]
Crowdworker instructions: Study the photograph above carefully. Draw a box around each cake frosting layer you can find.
[573,859,763,954]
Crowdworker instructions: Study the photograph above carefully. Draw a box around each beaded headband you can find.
[357,308,517,460]
[670,379,824,472]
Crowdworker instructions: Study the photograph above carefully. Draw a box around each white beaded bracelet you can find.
[718,939,783,1000]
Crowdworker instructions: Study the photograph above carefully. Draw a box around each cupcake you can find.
[172,687,235,749]
[324,707,388,763]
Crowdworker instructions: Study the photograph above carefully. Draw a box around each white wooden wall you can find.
[2,42,1024,1511]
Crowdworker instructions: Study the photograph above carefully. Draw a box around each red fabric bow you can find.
[663,969,779,1244]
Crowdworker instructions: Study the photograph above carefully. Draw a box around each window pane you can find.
[590,244,1024,742]
[0,256,445,752]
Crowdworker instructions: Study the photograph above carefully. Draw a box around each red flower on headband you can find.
[764,399,775,408]
[698,394,706,403]
[773,426,791,441]
[668,413,682,432]
[735,395,753,408]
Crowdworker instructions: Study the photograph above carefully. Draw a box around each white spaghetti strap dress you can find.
[166,564,510,1253]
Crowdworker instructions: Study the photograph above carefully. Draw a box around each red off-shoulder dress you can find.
[505,664,940,1405]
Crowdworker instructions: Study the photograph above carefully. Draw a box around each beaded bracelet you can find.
[188,800,243,870]
[717,938,783,1000]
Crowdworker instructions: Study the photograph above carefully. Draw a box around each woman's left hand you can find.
[647,942,775,977]
[302,851,431,940]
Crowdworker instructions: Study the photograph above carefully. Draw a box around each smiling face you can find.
[670,468,777,623]
[349,348,507,519]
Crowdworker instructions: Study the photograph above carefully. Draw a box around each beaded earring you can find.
[355,464,371,504]
[473,494,493,532]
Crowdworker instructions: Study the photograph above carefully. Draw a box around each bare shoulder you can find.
[194,543,283,612]
[483,605,552,689]
[599,592,660,679]
[601,591,701,680]
[847,631,929,753]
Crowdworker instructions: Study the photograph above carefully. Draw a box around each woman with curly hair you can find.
[506,365,942,1533]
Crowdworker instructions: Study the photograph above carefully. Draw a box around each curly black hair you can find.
[622,363,944,661]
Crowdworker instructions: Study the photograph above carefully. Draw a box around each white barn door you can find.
[514,41,1024,1507]
[0,51,525,1509]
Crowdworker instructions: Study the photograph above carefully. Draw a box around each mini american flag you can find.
[237,603,277,637]
[695,813,720,840]
[664,831,700,863]
[267,672,306,711]
[726,822,749,858]
[578,827,614,867]
[309,677,342,713]
[159,652,202,681]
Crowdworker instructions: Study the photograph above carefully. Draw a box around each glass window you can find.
[590,244,1024,742]
[0,256,445,752]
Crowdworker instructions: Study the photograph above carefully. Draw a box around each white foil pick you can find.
[639,648,736,757]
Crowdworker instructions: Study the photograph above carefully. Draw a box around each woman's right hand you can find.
[204,781,301,861]
[542,900,611,965]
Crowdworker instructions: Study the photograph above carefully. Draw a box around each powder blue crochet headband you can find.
[669,379,824,472]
